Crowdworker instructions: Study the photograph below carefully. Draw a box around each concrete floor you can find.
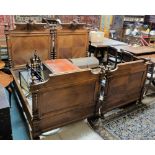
[40,120,103,140]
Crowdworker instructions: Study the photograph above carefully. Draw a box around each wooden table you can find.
[113,46,155,56]
[0,71,13,88]
[91,38,127,48]
[90,38,127,63]
[137,54,155,63]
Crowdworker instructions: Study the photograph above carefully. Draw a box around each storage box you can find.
[70,57,99,69]
[89,31,104,43]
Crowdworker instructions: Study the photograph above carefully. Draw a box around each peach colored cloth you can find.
[44,59,80,74]
[0,71,13,87]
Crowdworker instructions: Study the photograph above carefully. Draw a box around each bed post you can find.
[31,91,41,140]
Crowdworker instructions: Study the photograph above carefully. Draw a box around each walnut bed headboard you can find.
[7,23,52,68]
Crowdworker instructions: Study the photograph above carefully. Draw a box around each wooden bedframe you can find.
[7,22,148,139]
[11,64,100,139]
[101,60,148,114]
[7,23,100,139]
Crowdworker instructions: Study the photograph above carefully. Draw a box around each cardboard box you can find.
[89,31,104,43]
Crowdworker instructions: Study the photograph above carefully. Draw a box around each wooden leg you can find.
[87,115,100,124]
[89,50,91,57]
[29,130,40,140]
[33,136,40,140]
[100,113,105,119]
[31,132,40,140]
[152,79,155,86]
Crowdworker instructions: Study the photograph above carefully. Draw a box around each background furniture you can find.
[120,49,138,62]
[90,38,127,48]
[107,46,122,68]
[137,54,155,94]
[137,54,155,63]
[114,45,155,56]
[70,57,99,69]
[0,84,12,140]
[88,31,105,57]
[89,38,127,64]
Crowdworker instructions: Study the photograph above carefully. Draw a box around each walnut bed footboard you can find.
[12,68,100,139]
[30,70,100,139]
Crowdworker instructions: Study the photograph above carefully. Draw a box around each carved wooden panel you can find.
[56,15,100,28]
[55,24,89,59]
[14,15,51,23]
[8,23,52,68]
[101,60,147,113]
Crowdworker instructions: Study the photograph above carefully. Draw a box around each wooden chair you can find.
[100,60,148,114]
[142,59,155,95]
[120,49,138,63]
[88,41,96,57]
[135,57,155,96]
[107,46,122,69]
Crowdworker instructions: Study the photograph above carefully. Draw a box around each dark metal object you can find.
[26,52,44,83]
